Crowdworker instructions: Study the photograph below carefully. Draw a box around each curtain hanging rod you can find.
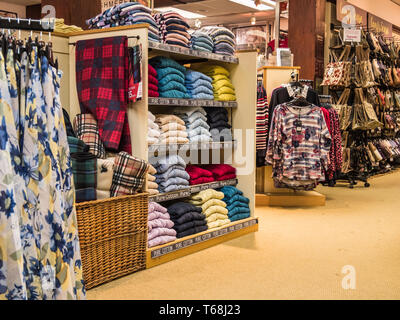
[0,16,54,32]
[68,35,140,46]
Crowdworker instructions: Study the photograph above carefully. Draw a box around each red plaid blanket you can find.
[76,36,132,153]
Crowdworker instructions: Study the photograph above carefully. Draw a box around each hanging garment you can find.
[256,83,269,167]
[75,36,132,153]
[0,45,85,300]
[266,102,332,190]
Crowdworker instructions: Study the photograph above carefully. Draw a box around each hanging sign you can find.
[343,28,361,42]
[336,0,367,28]
[101,0,150,12]
[368,14,392,37]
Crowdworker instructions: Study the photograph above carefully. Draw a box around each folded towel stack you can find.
[152,155,190,193]
[96,157,115,200]
[110,151,149,197]
[153,11,191,48]
[187,189,230,229]
[194,65,236,101]
[206,108,233,142]
[185,70,214,100]
[167,202,208,238]
[203,164,237,181]
[189,30,214,52]
[173,107,212,143]
[200,26,236,56]
[147,164,159,195]
[220,186,251,222]
[148,64,160,97]
[186,165,214,185]
[149,56,190,99]
[148,111,161,145]
[86,2,160,42]
[155,114,189,145]
[148,202,177,248]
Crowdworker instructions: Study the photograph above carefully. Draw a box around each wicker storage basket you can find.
[75,193,149,289]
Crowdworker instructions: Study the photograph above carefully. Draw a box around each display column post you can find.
[230,50,258,216]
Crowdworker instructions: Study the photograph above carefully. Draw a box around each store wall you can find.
[347,0,400,27]
[41,0,101,28]
[0,1,26,18]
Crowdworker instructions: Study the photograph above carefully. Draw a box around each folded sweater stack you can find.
[206,108,233,142]
[186,165,214,186]
[152,155,190,193]
[147,164,159,195]
[188,189,230,229]
[148,202,177,248]
[149,56,190,99]
[148,64,160,97]
[200,26,236,56]
[185,70,214,100]
[155,114,189,145]
[220,186,251,222]
[167,202,208,238]
[194,65,236,101]
[86,2,160,42]
[203,164,237,181]
[189,30,214,52]
[173,107,212,143]
[148,111,161,145]
[153,11,191,48]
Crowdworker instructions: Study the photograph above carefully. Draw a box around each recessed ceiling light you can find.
[229,0,275,10]
[156,7,207,19]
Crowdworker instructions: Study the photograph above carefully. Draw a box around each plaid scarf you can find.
[73,113,106,159]
[71,152,98,190]
[75,36,132,153]
[110,151,149,197]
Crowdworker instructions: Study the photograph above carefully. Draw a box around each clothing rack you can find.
[0,16,54,32]
[68,35,140,46]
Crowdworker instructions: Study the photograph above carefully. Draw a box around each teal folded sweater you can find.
[228,207,250,218]
[158,73,186,87]
[156,66,186,80]
[220,186,243,198]
[229,212,250,222]
[160,90,191,99]
[227,201,249,212]
[149,56,186,74]
[224,195,249,206]
[158,80,188,93]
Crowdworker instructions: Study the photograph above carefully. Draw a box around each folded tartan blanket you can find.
[67,136,89,154]
[73,113,106,159]
[110,151,149,197]
[76,188,97,203]
[71,152,97,190]
[75,36,132,153]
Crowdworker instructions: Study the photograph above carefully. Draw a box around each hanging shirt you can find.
[266,103,332,185]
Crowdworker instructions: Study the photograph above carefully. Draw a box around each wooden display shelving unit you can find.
[256,66,326,207]
[66,25,259,270]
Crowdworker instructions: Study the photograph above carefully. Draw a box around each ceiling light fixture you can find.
[229,0,275,10]
[156,7,206,19]
[251,16,257,25]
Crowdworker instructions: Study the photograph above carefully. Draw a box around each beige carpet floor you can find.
[87,170,400,300]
